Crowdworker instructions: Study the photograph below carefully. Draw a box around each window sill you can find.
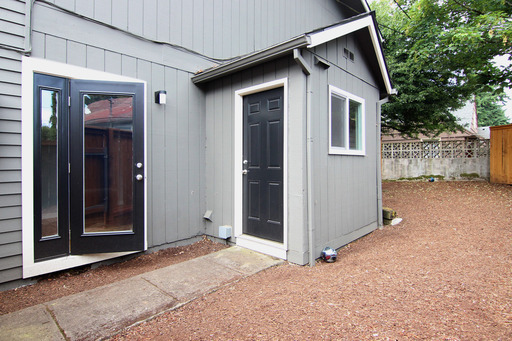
[329,148,366,156]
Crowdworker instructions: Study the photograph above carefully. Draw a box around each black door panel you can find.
[243,88,284,243]
[69,80,145,254]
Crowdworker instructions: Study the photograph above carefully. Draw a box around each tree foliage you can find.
[476,91,510,126]
[371,0,512,137]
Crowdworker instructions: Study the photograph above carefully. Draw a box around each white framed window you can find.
[329,85,365,155]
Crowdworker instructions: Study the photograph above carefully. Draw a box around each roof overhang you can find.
[193,11,395,96]
[191,35,311,84]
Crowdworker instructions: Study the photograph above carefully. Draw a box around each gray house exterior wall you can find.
[29,2,214,248]
[306,34,381,258]
[41,0,354,60]
[200,32,383,265]
[0,0,383,288]
[201,56,310,264]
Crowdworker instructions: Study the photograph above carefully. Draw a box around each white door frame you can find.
[233,78,288,259]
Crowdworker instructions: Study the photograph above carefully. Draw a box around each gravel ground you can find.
[108,181,512,340]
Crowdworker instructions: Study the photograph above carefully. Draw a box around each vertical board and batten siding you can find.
[0,0,25,283]
[307,33,380,256]
[42,0,348,60]
[0,0,365,284]
[29,3,207,248]
[203,56,310,263]
[490,124,512,184]
[0,2,209,286]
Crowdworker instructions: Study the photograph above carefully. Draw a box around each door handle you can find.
[135,174,143,181]
[242,169,248,175]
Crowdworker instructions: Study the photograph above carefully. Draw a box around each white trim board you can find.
[21,57,148,278]
[233,78,289,260]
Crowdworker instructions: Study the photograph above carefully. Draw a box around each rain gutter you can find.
[192,35,311,84]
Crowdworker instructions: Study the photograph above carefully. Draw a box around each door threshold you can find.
[236,235,287,260]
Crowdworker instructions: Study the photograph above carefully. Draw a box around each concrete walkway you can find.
[0,247,283,341]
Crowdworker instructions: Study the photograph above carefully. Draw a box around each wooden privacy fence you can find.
[490,124,512,184]
[382,140,490,159]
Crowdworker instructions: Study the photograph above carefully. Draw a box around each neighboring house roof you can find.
[84,97,133,125]
[192,11,395,97]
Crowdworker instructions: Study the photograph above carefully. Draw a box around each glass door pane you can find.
[83,94,134,233]
[40,89,59,238]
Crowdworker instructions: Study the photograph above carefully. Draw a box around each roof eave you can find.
[192,35,311,84]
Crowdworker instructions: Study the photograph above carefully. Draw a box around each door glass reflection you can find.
[41,89,59,238]
[83,94,134,233]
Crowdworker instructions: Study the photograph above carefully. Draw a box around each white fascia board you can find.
[307,15,394,95]
[307,15,374,48]
[366,20,394,95]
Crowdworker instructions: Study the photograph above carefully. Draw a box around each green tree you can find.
[371,0,512,137]
[476,92,510,126]
[41,91,57,142]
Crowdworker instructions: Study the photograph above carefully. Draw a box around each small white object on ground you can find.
[391,217,403,226]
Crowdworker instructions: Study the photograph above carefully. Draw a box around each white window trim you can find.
[328,85,366,156]
[233,78,288,260]
[21,57,147,278]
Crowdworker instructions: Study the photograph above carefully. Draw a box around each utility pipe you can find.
[306,67,314,267]
[24,0,35,54]
[293,49,315,267]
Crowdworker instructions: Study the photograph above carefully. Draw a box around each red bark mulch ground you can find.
[2,181,511,340]
[110,181,512,340]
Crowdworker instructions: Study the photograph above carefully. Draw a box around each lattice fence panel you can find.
[382,140,490,159]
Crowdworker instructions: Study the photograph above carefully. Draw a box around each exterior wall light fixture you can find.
[155,90,167,104]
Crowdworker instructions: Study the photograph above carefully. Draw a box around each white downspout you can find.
[376,97,389,227]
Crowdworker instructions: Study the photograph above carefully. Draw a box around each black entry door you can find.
[69,80,145,254]
[33,74,145,260]
[243,87,284,243]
